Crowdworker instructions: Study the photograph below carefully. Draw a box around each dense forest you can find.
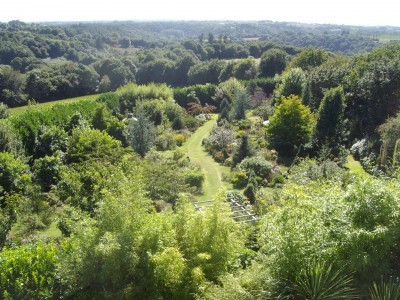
[2,20,400,299]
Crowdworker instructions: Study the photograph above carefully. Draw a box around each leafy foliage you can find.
[314,86,346,147]
[266,95,315,155]
[0,242,57,299]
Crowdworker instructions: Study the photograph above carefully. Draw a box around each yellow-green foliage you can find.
[266,94,315,154]
[0,242,57,299]
[117,82,174,103]
[258,170,400,290]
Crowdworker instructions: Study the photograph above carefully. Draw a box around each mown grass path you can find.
[182,115,231,201]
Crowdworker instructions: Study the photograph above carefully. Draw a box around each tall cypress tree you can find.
[314,86,346,146]
[127,108,156,157]
[232,134,254,167]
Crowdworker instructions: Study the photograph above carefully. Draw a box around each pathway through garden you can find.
[183,115,231,201]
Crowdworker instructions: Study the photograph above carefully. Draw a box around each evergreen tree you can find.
[92,105,111,131]
[244,170,258,204]
[232,134,254,166]
[127,108,156,157]
[314,86,346,146]
[232,89,250,120]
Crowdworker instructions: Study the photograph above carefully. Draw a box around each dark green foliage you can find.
[244,170,258,204]
[139,100,163,125]
[218,106,230,122]
[11,101,100,156]
[33,155,62,192]
[307,57,350,111]
[259,48,288,77]
[289,48,329,71]
[273,67,308,105]
[34,125,68,158]
[66,112,90,134]
[91,105,111,131]
[66,128,123,163]
[345,45,400,139]
[106,118,128,146]
[93,57,136,90]
[0,41,34,65]
[314,86,346,147]
[232,89,251,120]
[184,169,205,190]
[25,62,99,103]
[370,279,400,300]
[188,59,226,85]
[172,115,184,130]
[243,183,256,204]
[174,83,217,108]
[96,92,121,116]
[0,120,23,156]
[232,134,254,167]
[239,156,273,179]
[126,108,156,157]
[245,77,277,95]
[0,65,27,107]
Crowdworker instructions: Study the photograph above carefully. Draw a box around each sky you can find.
[0,0,399,27]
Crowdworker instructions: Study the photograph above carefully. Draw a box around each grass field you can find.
[9,94,100,116]
[179,115,231,201]
[378,34,400,43]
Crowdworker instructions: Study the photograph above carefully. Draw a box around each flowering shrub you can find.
[175,134,185,146]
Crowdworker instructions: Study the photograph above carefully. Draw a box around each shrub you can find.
[230,170,248,189]
[155,131,177,151]
[204,125,235,153]
[266,95,315,155]
[213,151,226,163]
[184,169,204,190]
[172,116,184,130]
[33,155,62,192]
[96,92,120,116]
[243,183,256,204]
[239,156,273,179]
[175,134,185,147]
[0,242,57,299]
[232,134,254,167]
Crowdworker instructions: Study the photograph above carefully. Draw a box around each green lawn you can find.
[180,115,231,201]
[10,94,100,116]
[345,154,367,175]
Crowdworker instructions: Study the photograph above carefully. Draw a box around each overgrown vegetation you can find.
[2,19,400,299]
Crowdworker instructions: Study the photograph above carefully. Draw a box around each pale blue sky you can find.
[0,0,398,27]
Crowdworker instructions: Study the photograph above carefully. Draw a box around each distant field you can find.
[10,94,100,116]
[378,34,400,43]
